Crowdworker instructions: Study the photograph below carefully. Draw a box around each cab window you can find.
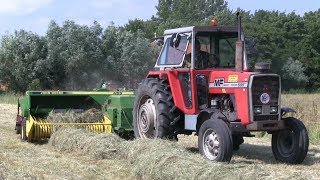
[219,37,237,67]
[196,32,237,68]
[157,35,188,66]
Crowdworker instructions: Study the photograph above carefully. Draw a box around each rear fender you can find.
[147,71,168,80]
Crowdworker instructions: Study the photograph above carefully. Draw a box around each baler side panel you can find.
[106,95,134,131]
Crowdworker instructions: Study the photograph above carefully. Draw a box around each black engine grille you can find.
[251,75,280,121]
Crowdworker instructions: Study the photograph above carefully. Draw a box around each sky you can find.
[0,0,319,36]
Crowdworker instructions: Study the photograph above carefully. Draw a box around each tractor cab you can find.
[151,25,248,115]
[155,26,246,70]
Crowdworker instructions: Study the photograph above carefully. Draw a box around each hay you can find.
[48,127,123,159]
[0,162,8,179]
[49,128,275,180]
[118,140,273,180]
[45,108,104,123]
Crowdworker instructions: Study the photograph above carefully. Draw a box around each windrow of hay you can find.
[49,127,123,159]
[45,108,104,123]
[49,128,308,180]
[118,139,271,180]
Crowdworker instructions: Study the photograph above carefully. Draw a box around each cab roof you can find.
[164,26,238,36]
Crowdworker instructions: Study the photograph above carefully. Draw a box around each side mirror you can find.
[156,39,164,46]
[170,33,181,48]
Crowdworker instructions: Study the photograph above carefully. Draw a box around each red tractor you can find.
[133,16,309,163]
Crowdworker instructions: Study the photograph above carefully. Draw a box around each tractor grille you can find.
[250,75,280,121]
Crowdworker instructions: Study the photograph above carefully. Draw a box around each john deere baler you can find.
[16,91,134,142]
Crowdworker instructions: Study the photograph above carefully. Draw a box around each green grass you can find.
[0,93,21,105]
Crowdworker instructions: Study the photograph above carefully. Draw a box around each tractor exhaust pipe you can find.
[235,12,244,72]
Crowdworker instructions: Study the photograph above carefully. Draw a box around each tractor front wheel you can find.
[133,78,179,140]
[272,118,309,164]
[198,119,233,162]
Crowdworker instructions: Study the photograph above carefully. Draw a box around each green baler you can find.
[16,91,135,142]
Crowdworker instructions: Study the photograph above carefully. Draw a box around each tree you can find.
[155,0,228,34]
[281,58,308,90]
[0,30,47,92]
[48,20,104,90]
[243,10,309,89]
[298,10,320,89]
[119,30,155,88]
[45,20,67,89]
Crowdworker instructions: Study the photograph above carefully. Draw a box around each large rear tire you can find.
[133,78,180,139]
[272,118,309,164]
[198,119,233,162]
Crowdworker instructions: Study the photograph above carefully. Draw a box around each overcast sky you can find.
[0,0,319,36]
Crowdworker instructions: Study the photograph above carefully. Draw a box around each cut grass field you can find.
[0,93,319,179]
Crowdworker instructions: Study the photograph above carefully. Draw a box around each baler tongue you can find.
[19,91,134,142]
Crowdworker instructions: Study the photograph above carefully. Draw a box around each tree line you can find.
[0,0,319,93]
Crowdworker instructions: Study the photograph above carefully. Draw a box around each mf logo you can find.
[214,78,224,87]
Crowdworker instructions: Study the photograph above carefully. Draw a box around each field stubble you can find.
[0,94,319,179]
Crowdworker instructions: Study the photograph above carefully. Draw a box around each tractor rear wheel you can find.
[198,119,233,162]
[272,118,309,164]
[133,78,179,140]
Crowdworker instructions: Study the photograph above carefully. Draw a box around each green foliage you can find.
[119,30,155,87]
[155,0,228,34]
[281,58,308,90]
[28,79,42,91]
[0,30,47,92]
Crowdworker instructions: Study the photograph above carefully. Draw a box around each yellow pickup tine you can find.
[26,115,112,142]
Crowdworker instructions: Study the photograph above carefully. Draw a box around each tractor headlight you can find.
[270,106,278,114]
[254,106,262,114]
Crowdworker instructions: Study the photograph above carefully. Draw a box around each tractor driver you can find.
[184,39,219,69]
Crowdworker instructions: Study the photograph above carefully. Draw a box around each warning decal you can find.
[228,75,238,82]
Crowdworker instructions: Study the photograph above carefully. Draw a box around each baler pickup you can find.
[16,91,134,142]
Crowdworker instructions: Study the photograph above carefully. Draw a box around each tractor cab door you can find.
[153,33,212,114]
[187,33,238,113]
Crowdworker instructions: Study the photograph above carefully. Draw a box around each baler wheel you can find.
[198,119,233,162]
[133,78,179,140]
[272,118,309,164]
